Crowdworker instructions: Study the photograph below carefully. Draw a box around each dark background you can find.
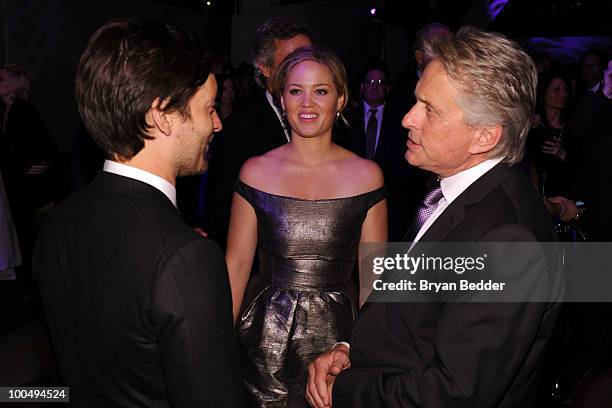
[1,0,610,151]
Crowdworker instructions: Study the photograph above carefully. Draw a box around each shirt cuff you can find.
[333,341,350,350]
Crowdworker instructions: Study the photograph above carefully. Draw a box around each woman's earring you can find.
[336,111,340,119]
[282,109,287,118]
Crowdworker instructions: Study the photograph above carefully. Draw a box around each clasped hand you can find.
[306,344,350,408]
[541,138,566,161]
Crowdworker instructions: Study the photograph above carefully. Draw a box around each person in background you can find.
[543,60,612,407]
[526,69,576,198]
[216,73,238,120]
[0,63,56,293]
[390,22,451,113]
[575,49,606,98]
[338,60,426,241]
[205,16,312,250]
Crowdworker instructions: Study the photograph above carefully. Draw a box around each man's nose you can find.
[402,104,418,129]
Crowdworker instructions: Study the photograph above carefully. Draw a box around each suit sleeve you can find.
[152,238,243,407]
[333,224,561,407]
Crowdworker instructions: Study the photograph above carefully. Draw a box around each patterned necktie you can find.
[414,183,444,234]
[365,109,378,160]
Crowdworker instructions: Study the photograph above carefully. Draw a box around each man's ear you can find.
[147,97,172,137]
[258,62,271,80]
[415,50,424,67]
[469,125,503,155]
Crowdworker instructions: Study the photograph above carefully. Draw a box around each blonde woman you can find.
[226,46,387,407]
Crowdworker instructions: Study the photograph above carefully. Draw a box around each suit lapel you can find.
[412,163,513,243]
[362,163,513,307]
[258,91,288,146]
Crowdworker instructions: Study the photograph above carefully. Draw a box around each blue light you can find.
[487,0,508,20]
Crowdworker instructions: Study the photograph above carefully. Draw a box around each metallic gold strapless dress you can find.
[235,180,386,407]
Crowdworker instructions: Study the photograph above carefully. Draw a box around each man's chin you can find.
[405,151,417,166]
[178,162,207,177]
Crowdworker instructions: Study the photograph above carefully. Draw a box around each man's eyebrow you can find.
[415,92,436,110]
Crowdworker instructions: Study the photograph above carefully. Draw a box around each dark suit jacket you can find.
[572,94,612,241]
[337,102,427,241]
[205,89,287,249]
[34,172,243,407]
[333,163,561,407]
[0,99,57,215]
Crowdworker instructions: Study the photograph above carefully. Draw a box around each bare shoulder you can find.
[238,146,288,189]
[238,156,270,189]
[338,148,384,192]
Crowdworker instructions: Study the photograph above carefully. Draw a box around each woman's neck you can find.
[287,132,337,165]
[545,107,563,128]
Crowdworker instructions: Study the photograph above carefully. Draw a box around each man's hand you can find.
[306,343,351,408]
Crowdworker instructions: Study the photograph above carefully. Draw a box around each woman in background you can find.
[226,46,387,407]
[0,64,56,291]
[526,69,575,197]
[216,74,238,120]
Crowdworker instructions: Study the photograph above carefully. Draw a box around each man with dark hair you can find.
[339,60,426,241]
[34,20,242,407]
[205,16,311,249]
[390,22,451,113]
[578,49,606,96]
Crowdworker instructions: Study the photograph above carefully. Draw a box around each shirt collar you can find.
[364,101,385,113]
[440,157,504,205]
[103,160,177,207]
[265,90,290,141]
[590,81,602,93]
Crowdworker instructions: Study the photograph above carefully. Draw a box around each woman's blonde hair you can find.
[270,45,349,117]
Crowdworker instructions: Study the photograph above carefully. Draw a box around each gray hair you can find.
[431,26,537,164]
[414,22,450,59]
[251,16,310,89]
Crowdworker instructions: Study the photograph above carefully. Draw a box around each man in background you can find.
[205,16,311,249]
[339,61,426,240]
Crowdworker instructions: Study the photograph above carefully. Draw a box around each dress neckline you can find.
[237,179,385,202]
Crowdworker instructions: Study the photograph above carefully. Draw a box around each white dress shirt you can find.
[363,101,384,152]
[412,157,504,246]
[103,160,177,207]
[336,159,504,350]
[589,80,602,94]
[265,90,290,142]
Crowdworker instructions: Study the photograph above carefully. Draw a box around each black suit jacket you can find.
[34,172,243,407]
[337,102,427,241]
[333,163,561,407]
[572,94,612,241]
[205,89,287,249]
